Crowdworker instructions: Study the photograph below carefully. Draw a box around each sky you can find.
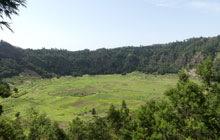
[0,0,220,51]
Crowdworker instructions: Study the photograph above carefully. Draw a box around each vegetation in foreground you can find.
[0,58,220,140]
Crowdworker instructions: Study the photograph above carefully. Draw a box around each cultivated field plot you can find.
[0,72,179,125]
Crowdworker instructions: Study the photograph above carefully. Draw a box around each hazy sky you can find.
[0,0,220,51]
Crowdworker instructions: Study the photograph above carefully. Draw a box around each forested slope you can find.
[1,35,220,78]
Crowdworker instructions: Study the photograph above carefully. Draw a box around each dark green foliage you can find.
[107,104,121,133]
[178,68,189,83]
[133,59,220,140]
[121,72,127,75]
[107,101,134,139]
[0,84,11,98]
[15,112,20,118]
[68,117,88,140]
[206,83,220,136]
[0,80,10,90]
[133,100,178,140]
[68,101,133,140]
[28,112,52,140]
[72,72,83,77]
[49,122,67,140]
[0,81,11,116]
[1,36,220,79]
[27,109,67,140]
[118,101,133,140]
[0,0,26,31]
[165,81,206,119]
[13,87,18,93]
[86,117,112,140]
[68,117,112,140]
[0,118,26,140]
[164,72,209,139]
[0,105,2,116]
[196,56,213,86]
[0,41,24,78]
[42,72,55,79]
[0,58,22,78]
[213,70,220,82]
[91,108,96,116]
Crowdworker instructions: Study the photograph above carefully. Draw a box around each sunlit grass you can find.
[0,72,184,125]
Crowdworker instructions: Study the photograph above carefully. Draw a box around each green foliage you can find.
[91,108,96,116]
[106,101,134,140]
[0,84,11,98]
[0,84,11,115]
[118,101,133,140]
[28,111,52,140]
[68,117,87,140]
[0,105,2,115]
[133,64,220,139]
[13,87,18,93]
[165,73,209,139]
[42,72,55,79]
[196,56,213,86]
[0,80,10,90]
[72,72,82,77]
[0,81,11,116]
[0,0,26,31]
[133,100,178,140]
[68,117,112,140]
[86,117,112,140]
[0,118,26,140]
[1,36,220,79]
[107,104,121,133]
[178,68,189,84]
[15,112,20,118]
[165,82,206,119]
[49,121,67,140]
[27,109,67,140]
[0,58,23,78]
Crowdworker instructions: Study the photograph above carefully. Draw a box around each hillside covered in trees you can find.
[1,35,220,78]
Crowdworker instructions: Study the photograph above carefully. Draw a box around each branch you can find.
[0,21,13,32]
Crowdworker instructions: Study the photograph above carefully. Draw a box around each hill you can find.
[1,38,220,139]
[1,36,220,78]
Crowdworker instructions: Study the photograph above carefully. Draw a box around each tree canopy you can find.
[1,36,220,79]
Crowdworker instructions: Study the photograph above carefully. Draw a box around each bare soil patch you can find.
[50,86,99,97]
[71,100,84,107]
[101,103,109,106]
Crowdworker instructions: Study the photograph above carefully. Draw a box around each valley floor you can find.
[0,72,186,127]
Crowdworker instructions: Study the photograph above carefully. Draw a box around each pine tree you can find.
[0,0,26,31]
[196,56,213,86]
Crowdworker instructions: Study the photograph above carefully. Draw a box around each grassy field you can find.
[0,72,182,127]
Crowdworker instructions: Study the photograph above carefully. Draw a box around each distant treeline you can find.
[1,36,220,78]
